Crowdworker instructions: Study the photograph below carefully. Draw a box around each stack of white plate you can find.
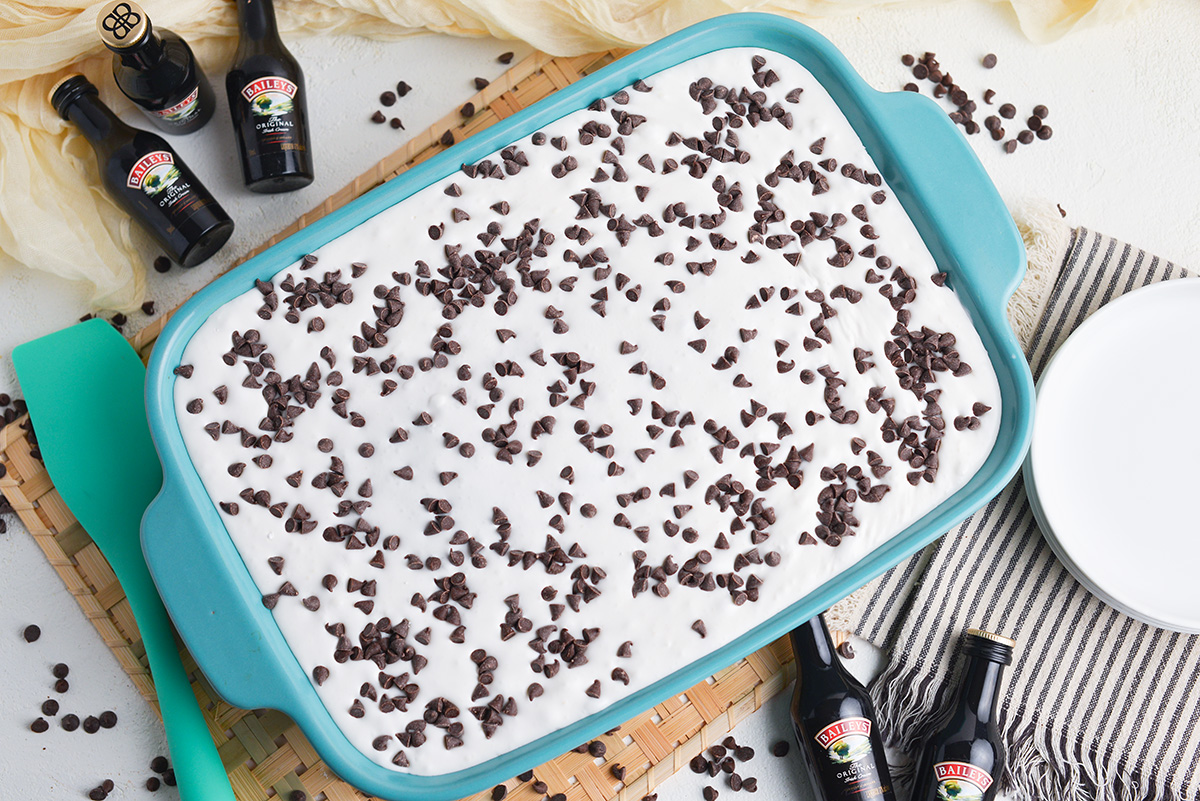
[1024,279,1200,634]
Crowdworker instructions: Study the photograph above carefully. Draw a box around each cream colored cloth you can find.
[0,0,1145,311]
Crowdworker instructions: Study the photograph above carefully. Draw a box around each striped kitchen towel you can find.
[853,228,1199,801]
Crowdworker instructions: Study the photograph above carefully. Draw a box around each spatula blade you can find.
[12,318,162,566]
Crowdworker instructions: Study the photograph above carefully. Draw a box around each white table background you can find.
[2,1,1197,797]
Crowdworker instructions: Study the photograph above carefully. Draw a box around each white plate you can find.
[1024,279,1200,634]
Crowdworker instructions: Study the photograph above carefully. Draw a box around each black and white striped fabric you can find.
[851,228,1199,801]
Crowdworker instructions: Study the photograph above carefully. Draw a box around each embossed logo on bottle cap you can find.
[97,1,149,49]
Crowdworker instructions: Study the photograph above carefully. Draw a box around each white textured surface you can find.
[1,0,1199,797]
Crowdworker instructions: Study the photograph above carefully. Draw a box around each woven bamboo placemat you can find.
[0,48,834,801]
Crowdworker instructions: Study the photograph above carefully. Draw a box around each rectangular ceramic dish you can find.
[142,13,1035,801]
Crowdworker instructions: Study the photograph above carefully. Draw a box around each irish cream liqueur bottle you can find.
[97,0,215,134]
[912,629,1016,801]
[790,614,896,801]
[226,0,314,193]
[51,76,234,267]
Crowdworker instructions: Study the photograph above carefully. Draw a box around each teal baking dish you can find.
[141,13,1035,800]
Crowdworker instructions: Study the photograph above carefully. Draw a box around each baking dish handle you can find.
[142,481,300,715]
[862,88,1026,314]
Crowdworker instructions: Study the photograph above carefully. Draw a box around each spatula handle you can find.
[122,560,236,801]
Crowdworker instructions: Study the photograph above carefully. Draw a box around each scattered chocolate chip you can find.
[772,740,790,757]
[982,53,997,69]
[30,717,49,733]
[22,624,40,642]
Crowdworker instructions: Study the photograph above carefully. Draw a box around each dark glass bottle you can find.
[50,76,234,268]
[912,629,1015,801]
[226,0,314,193]
[791,614,896,801]
[97,0,215,134]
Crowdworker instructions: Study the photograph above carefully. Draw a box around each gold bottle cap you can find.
[97,1,150,50]
[966,628,1017,648]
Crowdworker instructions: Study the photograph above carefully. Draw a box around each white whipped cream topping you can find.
[174,47,1001,775]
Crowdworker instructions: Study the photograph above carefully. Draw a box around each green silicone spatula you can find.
[13,317,235,801]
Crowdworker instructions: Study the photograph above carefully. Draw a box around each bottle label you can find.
[241,76,297,118]
[814,717,874,765]
[153,85,202,125]
[127,151,180,195]
[933,761,993,801]
[126,150,208,218]
[240,76,302,151]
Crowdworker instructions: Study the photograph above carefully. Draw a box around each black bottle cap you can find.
[963,627,1015,665]
[49,75,99,121]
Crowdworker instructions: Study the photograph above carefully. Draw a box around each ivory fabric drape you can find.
[0,0,1145,311]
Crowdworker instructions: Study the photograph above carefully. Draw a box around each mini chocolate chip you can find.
[772,740,790,757]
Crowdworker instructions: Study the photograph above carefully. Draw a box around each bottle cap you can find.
[966,628,1017,648]
[49,75,99,120]
[97,1,150,51]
